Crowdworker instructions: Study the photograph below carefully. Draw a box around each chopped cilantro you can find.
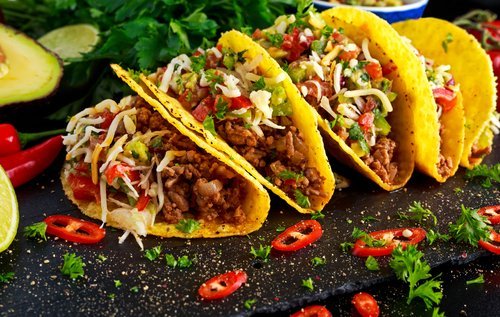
[204,69,224,94]
[338,27,344,34]
[244,299,257,309]
[144,245,162,261]
[398,201,437,226]
[278,170,303,182]
[454,187,463,194]
[311,210,325,220]
[23,221,47,241]
[294,189,311,208]
[61,253,85,280]
[215,97,229,119]
[464,163,499,188]
[352,227,386,248]
[449,205,491,247]
[340,242,354,252]
[114,280,122,288]
[321,25,334,38]
[301,277,314,291]
[190,54,206,73]
[390,245,443,308]
[165,254,194,268]
[222,48,246,70]
[97,254,107,263]
[432,308,445,317]
[252,77,266,91]
[130,286,140,293]
[365,256,380,271]
[360,72,370,82]
[311,257,326,267]
[426,229,451,245]
[203,115,217,136]
[466,274,485,285]
[441,32,453,53]
[276,226,286,232]
[150,136,163,149]
[175,219,201,234]
[250,244,271,262]
[108,293,115,299]
[0,272,14,283]
[348,123,370,153]
[266,32,283,47]
[361,216,379,223]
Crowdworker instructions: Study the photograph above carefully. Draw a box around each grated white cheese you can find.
[123,115,136,135]
[99,135,128,173]
[99,178,108,223]
[159,54,192,92]
[361,38,379,64]
[262,119,285,129]
[250,90,273,119]
[156,150,186,172]
[343,89,393,114]
[319,96,337,119]
[243,54,263,72]
[338,103,360,120]
[67,126,105,158]
[333,63,343,93]
[67,108,97,132]
[216,73,241,98]
[101,108,137,148]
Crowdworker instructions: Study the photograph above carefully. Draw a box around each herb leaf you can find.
[176,219,201,234]
[426,229,451,245]
[61,253,85,280]
[294,189,311,208]
[250,244,271,262]
[349,123,370,153]
[244,298,257,309]
[0,272,14,283]
[165,254,193,269]
[144,245,162,261]
[441,32,453,53]
[398,201,437,226]
[311,210,325,220]
[311,257,326,267]
[301,277,314,291]
[252,77,266,91]
[449,205,491,246]
[466,274,485,285]
[464,163,499,188]
[365,256,380,271]
[203,115,217,136]
[278,170,303,182]
[23,222,47,241]
[340,242,354,252]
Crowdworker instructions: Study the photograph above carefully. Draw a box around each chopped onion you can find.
[343,89,393,114]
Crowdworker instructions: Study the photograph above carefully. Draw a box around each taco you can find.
[140,33,335,214]
[393,18,497,169]
[252,6,415,190]
[61,65,270,246]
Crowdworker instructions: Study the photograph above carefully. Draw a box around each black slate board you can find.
[0,137,498,316]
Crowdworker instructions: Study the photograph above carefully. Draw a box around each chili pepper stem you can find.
[18,128,66,148]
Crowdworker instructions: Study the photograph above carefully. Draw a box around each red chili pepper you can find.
[352,228,426,257]
[0,123,66,157]
[479,230,500,255]
[352,292,380,317]
[0,135,63,187]
[198,270,247,300]
[290,305,332,317]
[478,205,500,254]
[272,220,323,252]
[44,215,106,244]
[478,205,500,225]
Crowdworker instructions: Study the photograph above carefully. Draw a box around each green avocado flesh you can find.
[0,24,63,107]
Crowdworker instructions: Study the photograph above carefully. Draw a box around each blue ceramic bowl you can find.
[313,0,429,24]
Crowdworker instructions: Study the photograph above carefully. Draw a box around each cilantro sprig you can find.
[144,245,162,261]
[464,163,499,188]
[165,254,194,269]
[176,219,201,234]
[61,253,85,280]
[250,244,271,262]
[23,222,47,241]
[398,201,437,226]
[0,272,14,283]
[301,277,314,291]
[466,274,485,285]
[448,205,491,246]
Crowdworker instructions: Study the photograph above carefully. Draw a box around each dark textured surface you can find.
[0,138,498,316]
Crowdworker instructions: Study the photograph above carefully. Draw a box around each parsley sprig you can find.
[352,227,386,248]
[398,201,437,226]
[175,219,201,234]
[464,163,499,188]
[61,253,85,280]
[23,222,47,241]
[165,254,194,269]
[250,244,271,262]
[0,272,14,283]
[144,245,162,261]
[389,245,443,309]
[448,205,491,246]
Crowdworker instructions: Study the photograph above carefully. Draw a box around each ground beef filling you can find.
[133,98,247,225]
[437,125,453,177]
[216,117,326,202]
[469,142,492,164]
[362,137,398,184]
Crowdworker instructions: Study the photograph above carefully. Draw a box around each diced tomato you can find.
[205,51,221,69]
[104,163,139,185]
[99,110,116,129]
[338,47,361,61]
[478,205,500,225]
[214,94,232,110]
[282,28,314,62]
[272,220,323,252]
[68,173,99,201]
[358,112,374,132]
[365,62,383,80]
[363,96,378,113]
[332,31,345,43]
[252,28,263,39]
[198,270,247,300]
[352,228,426,257]
[283,179,297,187]
[136,192,151,211]
[433,87,457,112]
[44,215,106,244]
[230,96,252,110]
[352,292,380,317]
[74,161,91,174]
[290,305,332,317]
[382,61,398,76]
[192,50,202,57]
[192,96,215,122]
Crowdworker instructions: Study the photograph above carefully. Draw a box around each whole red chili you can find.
[0,123,66,157]
[0,135,63,187]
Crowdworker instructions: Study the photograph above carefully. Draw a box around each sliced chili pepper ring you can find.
[478,205,500,225]
[479,230,500,255]
[352,228,426,257]
[290,305,332,317]
[44,215,106,244]
[198,270,247,300]
[272,220,323,252]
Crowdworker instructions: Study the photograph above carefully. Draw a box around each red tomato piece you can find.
[352,228,426,257]
[136,192,151,211]
[230,96,253,110]
[272,220,323,252]
[192,96,215,122]
[365,62,382,80]
[44,215,106,244]
[198,270,247,300]
[478,205,500,225]
[432,87,457,112]
[290,305,332,317]
[104,163,138,185]
[282,28,314,62]
[332,31,344,43]
[382,62,397,76]
[352,292,380,317]
[68,173,99,201]
[358,112,374,132]
[252,28,263,39]
[338,47,361,61]
[99,110,116,129]
[479,230,500,255]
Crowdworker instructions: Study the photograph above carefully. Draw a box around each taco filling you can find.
[253,12,399,183]
[329,0,403,6]
[63,96,252,244]
[148,46,327,208]
[470,113,499,164]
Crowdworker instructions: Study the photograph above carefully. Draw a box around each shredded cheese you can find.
[361,38,379,64]
[99,134,128,173]
[333,63,343,93]
[319,96,337,119]
[343,89,393,114]
[67,108,97,132]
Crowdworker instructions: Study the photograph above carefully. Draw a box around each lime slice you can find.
[0,165,18,252]
[38,24,99,62]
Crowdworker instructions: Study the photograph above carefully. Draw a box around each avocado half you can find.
[0,24,63,109]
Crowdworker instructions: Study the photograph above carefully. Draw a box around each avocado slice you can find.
[0,24,63,108]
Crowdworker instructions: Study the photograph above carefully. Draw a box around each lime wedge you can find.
[0,165,18,252]
[38,24,99,62]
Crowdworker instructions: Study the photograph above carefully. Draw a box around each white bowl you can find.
[313,0,429,23]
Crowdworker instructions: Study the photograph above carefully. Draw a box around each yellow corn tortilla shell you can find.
[393,18,496,169]
[61,64,271,238]
[141,30,335,214]
[320,7,415,190]
[392,20,465,182]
